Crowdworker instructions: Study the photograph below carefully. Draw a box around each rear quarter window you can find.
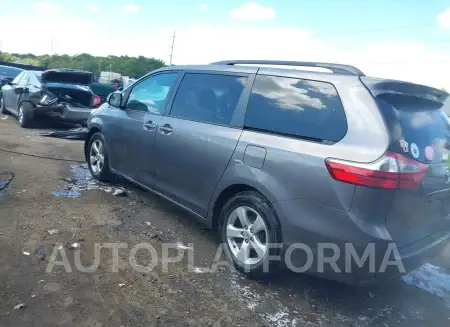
[244,75,347,143]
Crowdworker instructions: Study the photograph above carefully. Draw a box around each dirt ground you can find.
[1,116,450,327]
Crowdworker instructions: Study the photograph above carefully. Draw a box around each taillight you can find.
[92,95,101,107]
[325,152,428,189]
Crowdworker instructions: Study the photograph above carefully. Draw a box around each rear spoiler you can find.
[360,76,449,105]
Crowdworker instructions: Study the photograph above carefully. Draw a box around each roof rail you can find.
[210,60,364,76]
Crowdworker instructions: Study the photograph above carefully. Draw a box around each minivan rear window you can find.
[377,93,450,163]
[245,75,347,143]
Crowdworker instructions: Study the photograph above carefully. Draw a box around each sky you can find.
[0,0,450,89]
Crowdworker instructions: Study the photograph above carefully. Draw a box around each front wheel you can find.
[87,132,113,181]
[18,102,34,128]
[220,191,283,278]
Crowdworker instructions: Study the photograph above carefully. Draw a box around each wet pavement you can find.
[1,117,450,326]
[51,164,126,198]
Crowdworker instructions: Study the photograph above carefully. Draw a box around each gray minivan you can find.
[85,60,450,284]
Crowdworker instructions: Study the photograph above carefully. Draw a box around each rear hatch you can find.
[362,77,450,248]
[41,69,94,85]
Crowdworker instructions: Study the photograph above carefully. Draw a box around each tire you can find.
[220,191,283,278]
[18,102,34,128]
[87,132,113,182]
[1,95,8,115]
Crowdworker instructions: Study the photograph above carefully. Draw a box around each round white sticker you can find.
[443,152,449,161]
[410,143,420,159]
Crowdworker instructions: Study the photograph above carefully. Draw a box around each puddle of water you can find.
[52,164,126,197]
[403,263,450,307]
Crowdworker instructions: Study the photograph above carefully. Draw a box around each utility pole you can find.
[169,30,176,65]
[50,34,55,56]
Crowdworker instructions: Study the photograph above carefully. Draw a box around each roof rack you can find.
[210,60,365,76]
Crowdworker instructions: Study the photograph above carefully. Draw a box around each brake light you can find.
[92,95,101,107]
[325,152,428,189]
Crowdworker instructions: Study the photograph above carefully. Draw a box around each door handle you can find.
[159,124,173,134]
[143,121,156,131]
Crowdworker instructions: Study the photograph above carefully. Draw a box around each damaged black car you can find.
[1,68,101,127]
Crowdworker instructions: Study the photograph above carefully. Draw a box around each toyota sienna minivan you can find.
[84,60,450,284]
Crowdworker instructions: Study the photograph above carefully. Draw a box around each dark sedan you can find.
[1,68,101,127]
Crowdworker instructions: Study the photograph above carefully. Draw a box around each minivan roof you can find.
[211,60,365,75]
[157,62,446,97]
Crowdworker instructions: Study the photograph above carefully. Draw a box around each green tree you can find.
[0,52,166,78]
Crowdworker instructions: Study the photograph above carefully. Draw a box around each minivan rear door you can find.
[362,77,450,248]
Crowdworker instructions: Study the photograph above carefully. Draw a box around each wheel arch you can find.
[18,100,35,109]
[210,183,276,234]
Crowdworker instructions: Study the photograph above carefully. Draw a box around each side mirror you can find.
[108,92,122,108]
[14,87,29,95]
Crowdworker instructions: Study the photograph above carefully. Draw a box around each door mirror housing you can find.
[14,87,29,95]
[107,92,122,108]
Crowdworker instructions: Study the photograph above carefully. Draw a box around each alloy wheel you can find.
[226,206,268,265]
[89,140,105,175]
[18,106,24,124]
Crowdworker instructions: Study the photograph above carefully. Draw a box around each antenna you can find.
[169,30,176,65]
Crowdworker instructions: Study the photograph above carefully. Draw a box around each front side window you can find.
[18,73,29,86]
[11,72,24,85]
[126,73,178,114]
[29,73,40,86]
[245,75,347,143]
[170,73,247,126]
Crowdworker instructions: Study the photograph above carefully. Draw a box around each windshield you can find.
[377,94,450,164]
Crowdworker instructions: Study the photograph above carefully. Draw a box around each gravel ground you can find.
[1,116,450,327]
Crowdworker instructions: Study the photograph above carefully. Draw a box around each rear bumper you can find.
[34,104,93,124]
[273,198,450,285]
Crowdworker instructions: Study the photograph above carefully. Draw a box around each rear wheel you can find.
[18,102,34,128]
[87,132,113,181]
[220,191,283,278]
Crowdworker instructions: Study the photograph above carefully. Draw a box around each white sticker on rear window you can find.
[443,152,449,161]
[411,143,420,159]
[399,140,408,153]
[425,146,434,161]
